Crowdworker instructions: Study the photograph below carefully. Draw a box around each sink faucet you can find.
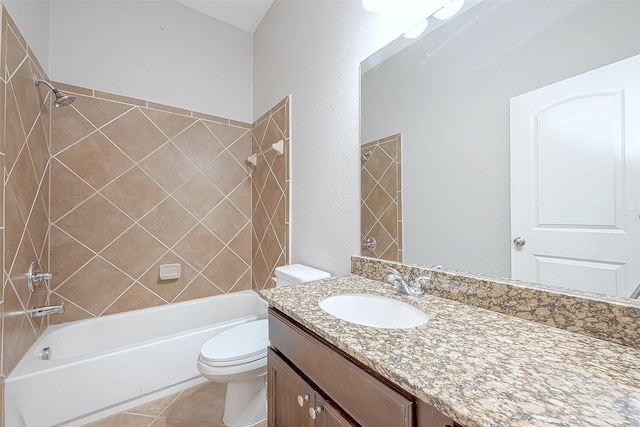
[386,267,429,297]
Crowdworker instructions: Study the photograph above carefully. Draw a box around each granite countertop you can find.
[260,275,640,427]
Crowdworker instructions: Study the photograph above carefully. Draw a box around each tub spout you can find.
[28,303,64,318]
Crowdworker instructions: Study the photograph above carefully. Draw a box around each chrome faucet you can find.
[386,267,429,297]
[27,303,65,318]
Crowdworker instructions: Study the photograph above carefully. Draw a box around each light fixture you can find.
[362,0,387,13]
[402,19,429,39]
[433,0,465,20]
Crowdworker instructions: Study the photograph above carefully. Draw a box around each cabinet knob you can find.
[309,406,323,420]
[297,394,309,407]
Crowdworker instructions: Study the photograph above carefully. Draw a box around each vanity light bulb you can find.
[403,19,429,39]
[433,0,465,20]
[362,0,387,13]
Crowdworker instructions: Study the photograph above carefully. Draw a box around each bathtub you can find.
[4,290,268,427]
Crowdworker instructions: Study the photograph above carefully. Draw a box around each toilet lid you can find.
[200,319,268,365]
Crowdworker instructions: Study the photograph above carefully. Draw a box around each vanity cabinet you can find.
[268,308,462,427]
[268,348,356,427]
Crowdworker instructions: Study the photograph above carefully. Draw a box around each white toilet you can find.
[197,264,331,427]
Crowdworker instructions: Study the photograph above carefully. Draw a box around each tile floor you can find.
[83,382,268,427]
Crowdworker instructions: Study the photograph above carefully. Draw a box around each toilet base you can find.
[222,375,267,427]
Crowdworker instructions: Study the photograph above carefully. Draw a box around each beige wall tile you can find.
[173,275,223,302]
[56,131,134,189]
[94,90,146,107]
[200,151,248,194]
[139,142,196,193]
[71,95,131,129]
[101,167,167,220]
[55,194,133,252]
[49,226,95,289]
[50,159,95,221]
[141,108,196,139]
[172,224,224,271]
[138,198,197,247]
[102,284,165,315]
[13,60,40,137]
[101,108,168,162]
[4,82,26,170]
[172,172,225,220]
[172,121,225,168]
[55,257,134,316]
[202,248,249,293]
[203,121,249,147]
[50,105,96,154]
[201,199,248,244]
[100,225,167,279]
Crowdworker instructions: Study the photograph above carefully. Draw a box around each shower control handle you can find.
[297,394,309,407]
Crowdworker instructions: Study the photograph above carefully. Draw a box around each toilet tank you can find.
[275,264,331,287]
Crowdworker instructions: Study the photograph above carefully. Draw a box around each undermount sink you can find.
[319,293,430,329]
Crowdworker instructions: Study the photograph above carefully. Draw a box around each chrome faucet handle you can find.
[406,274,430,296]
[413,273,431,285]
[27,262,56,293]
[386,266,402,276]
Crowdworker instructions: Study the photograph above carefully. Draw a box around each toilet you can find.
[197,264,331,427]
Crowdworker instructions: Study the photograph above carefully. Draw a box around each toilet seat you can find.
[199,319,268,367]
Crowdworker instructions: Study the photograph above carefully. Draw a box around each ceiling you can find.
[175,0,275,33]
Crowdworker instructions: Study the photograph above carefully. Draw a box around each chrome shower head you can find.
[33,75,76,107]
[53,92,75,107]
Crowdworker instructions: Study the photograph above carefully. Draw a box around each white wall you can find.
[2,0,49,71]
[49,1,253,122]
[253,0,427,275]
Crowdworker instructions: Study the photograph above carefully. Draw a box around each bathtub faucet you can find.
[28,302,64,318]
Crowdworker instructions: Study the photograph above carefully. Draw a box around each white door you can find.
[510,54,640,298]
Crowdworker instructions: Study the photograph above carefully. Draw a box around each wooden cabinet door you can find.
[268,348,314,427]
[315,395,358,427]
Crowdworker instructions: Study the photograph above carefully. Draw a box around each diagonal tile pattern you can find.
[1,8,52,381]
[251,97,290,292]
[361,134,403,262]
[49,86,256,324]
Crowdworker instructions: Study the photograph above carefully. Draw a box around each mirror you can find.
[360,0,640,300]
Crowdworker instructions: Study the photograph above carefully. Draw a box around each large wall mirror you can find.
[360,0,640,300]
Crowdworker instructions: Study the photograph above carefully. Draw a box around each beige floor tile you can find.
[125,391,183,417]
[82,412,155,427]
[160,382,226,423]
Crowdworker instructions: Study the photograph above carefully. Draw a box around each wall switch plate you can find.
[159,263,181,280]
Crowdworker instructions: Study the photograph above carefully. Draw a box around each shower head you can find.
[361,150,373,166]
[33,75,76,107]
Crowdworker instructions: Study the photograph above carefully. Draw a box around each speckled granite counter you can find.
[261,275,640,427]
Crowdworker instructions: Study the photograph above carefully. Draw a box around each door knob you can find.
[513,237,526,247]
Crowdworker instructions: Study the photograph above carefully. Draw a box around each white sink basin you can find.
[319,293,430,329]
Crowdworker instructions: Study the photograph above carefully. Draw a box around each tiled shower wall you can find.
[251,97,289,291]
[48,84,256,323]
[1,7,52,421]
[0,6,291,422]
[361,134,403,262]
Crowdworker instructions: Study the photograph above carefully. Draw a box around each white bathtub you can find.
[4,290,268,427]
